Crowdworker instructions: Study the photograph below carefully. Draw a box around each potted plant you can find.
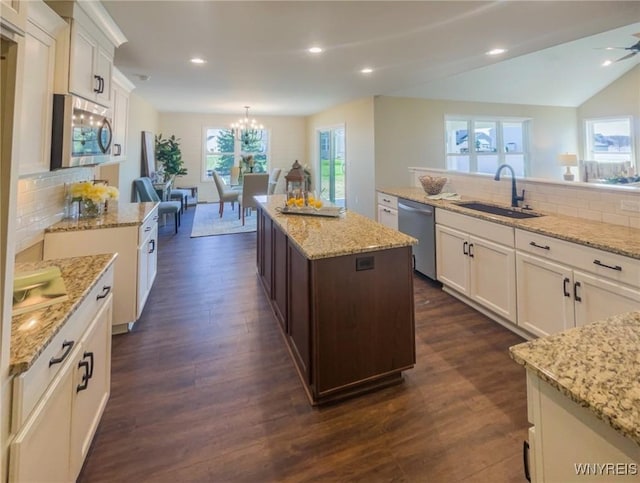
[156,133,188,182]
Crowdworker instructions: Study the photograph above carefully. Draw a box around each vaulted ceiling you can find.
[102,1,640,115]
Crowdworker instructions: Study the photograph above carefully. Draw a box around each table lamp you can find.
[558,153,578,181]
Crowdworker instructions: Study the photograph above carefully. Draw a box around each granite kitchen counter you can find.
[10,254,117,376]
[378,187,640,260]
[45,202,158,232]
[509,311,640,447]
[256,194,417,260]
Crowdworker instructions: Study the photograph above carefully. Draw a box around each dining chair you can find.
[268,168,282,195]
[134,177,181,233]
[241,173,269,225]
[212,171,240,218]
[230,166,241,186]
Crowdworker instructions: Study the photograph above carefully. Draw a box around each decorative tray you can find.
[276,206,344,218]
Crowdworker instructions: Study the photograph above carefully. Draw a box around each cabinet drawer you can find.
[436,209,514,247]
[138,205,159,243]
[377,192,398,209]
[515,229,640,288]
[12,265,114,430]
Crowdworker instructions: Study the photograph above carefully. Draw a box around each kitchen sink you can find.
[455,202,543,219]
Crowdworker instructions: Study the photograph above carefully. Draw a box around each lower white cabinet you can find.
[376,192,398,230]
[436,211,517,324]
[44,205,159,333]
[516,229,640,338]
[525,371,640,482]
[10,271,113,482]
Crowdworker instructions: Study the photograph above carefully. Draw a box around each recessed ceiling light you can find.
[190,57,206,64]
[360,68,373,74]
[308,46,323,54]
[602,59,613,67]
[486,48,507,56]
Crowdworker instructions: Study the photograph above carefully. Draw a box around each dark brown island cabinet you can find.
[255,195,417,405]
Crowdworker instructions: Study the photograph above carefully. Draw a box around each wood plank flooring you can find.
[78,206,529,482]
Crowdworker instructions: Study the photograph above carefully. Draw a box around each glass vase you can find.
[79,199,104,218]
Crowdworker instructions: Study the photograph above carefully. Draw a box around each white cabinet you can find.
[515,229,640,338]
[110,67,135,161]
[377,192,398,230]
[524,371,640,482]
[17,0,66,176]
[43,205,159,333]
[436,210,517,323]
[0,0,27,32]
[137,222,158,318]
[9,266,113,482]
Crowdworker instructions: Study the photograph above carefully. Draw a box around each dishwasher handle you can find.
[398,202,434,216]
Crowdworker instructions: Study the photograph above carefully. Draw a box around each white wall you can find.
[158,112,306,203]
[373,96,578,189]
[307,97,375,218]
[578,65,640,167]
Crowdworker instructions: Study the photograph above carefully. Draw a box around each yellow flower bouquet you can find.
[70,181,119,218]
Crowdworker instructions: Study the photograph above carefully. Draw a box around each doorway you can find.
[317,126,345,207]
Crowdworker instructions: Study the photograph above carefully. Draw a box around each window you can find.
[585,117,634,166]
[202,127,270,182]
[445,117,530,177]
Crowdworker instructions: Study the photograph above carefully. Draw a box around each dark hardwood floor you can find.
[78,205,529,482]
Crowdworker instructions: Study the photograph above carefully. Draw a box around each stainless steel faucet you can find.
[494,164,524,208]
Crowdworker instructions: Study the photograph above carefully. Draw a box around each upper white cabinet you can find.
[110,67,135,161]
[17,0,66,176]
[47,0,126,107]
[1,0,27,33]
[377,192,398,230]
[436,209,517,324]
[515,229,640,338]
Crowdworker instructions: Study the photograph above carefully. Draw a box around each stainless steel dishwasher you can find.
[398,198,436,280]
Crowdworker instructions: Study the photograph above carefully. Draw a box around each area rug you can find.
[190,203,257,237]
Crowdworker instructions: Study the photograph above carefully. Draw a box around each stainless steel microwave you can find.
[50,94,113,169]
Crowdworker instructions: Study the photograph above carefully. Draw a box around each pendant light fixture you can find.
[230,106,264,150]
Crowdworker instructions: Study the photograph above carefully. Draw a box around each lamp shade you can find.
[558,153,578,166]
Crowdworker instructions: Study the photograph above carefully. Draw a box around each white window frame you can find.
[584,116,635,166]
[444,115,531,176]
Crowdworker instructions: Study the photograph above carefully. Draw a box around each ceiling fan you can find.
[600,33,640,62]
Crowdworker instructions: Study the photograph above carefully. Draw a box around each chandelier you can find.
[230,106,264,150]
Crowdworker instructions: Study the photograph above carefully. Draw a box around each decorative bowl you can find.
[419,175,448,195]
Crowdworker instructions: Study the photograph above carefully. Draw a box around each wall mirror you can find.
[141,131,156,179]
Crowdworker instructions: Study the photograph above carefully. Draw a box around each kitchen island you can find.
[510,313,640,482]
[255,195,417,405]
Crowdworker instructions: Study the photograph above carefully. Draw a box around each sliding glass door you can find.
[317,126,345,207]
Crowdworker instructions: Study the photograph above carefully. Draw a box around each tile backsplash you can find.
[15,168,97,254]
[410,168,640,229]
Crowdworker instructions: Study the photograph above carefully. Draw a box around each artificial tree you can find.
[156,133,188,182]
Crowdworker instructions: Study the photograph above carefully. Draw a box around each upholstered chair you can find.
[134,177,181,233]
[212,171,240,218]
[241,173,269,225]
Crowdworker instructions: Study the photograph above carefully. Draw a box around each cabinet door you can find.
[516,252,574,337]
[435,224,469,296]
[469,235,517,323]
[94,45,112,105]
[111,82,129,159]
[69,22,98,100]
[261,214,273,297]
[377,205,398,230]
[9,358,74,483]
[18,18,56,175]
[0,0,27,31]
[272,223,287,330]
[70,295,112,479]
[147,224,158,294]
[287,242,310,382]
[573,270,640,328]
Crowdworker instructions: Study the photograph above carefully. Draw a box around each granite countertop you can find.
[378,187,640,260]
[10,254,117,376]
[510,312,640,447]
[256,195,417,260]
[45,202,158,233]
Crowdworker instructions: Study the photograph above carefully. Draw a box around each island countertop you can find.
[378,187,640,260]
[10,254,117,376]
[255,194,417,260]
[509,311,640,448]
[45,202,158,232]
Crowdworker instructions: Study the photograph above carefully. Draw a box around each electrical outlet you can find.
[620,200,640,212]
